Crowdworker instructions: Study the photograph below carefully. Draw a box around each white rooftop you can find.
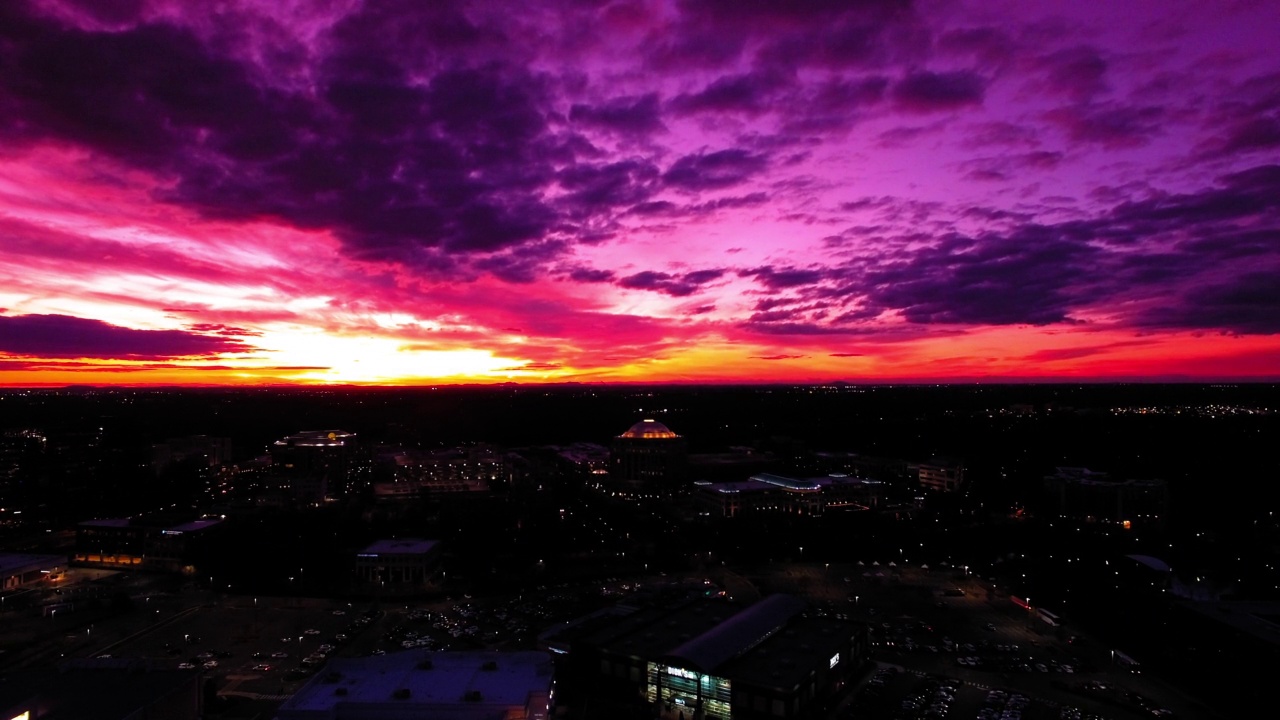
[277,650,552,720]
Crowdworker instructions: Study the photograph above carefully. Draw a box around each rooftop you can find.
[165,518,224,534]
[275,429,356,448]
[359,538,440,557]
[0,553,64,577]
[619,419,679,440]
[664,594,807,673]
[277,650,552,720]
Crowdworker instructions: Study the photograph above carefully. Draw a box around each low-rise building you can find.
[696,473,882,518]
[353,538,442,590]
[1043,467,1168,526]
[73,515,224,573]
[0,553,64,591]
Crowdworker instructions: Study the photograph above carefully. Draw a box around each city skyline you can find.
[1,0,1278,386]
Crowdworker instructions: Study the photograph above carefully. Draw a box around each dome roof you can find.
[620,419,679,439]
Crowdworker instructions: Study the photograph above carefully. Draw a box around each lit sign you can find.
[161,530,182,535]
[666,666,699,680]
[829,653,840,668]
[357,554,379,558]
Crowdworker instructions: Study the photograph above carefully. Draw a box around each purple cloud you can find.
[0,314,255,359]
[663,149,769,191]
[618,269,726,297]
[569,93,666,136]
[892,70,986,112]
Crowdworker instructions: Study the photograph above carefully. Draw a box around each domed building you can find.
[610,419,688,498]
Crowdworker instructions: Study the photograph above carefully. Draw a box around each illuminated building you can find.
[1043,467,1169,526]
[544,594,865,720]
[271,429,357,503]
[914,457,965,493]
[276,650,553,720]
[610,420,688,498]
[372,445,506,499]
[0,658,201,719]
[353,538,442,591]
[74,516,224,573]
[696,473,882,518]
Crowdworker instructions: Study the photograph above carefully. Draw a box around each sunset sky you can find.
[1,0,1278,385]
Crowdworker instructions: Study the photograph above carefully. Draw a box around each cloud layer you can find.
[0,0,1278,383]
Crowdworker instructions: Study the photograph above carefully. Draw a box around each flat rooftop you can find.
[358,538,439,556]
[721,614,858,692]
[79,518,133,528]
[166,518,224,534]
[277,650,552,720]
[0,553,64,577]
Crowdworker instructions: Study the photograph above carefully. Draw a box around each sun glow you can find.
[260,327,525,383]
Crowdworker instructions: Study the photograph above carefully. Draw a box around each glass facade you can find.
[646,662,732,720]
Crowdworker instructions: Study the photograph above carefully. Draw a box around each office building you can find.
[545,593,865,720]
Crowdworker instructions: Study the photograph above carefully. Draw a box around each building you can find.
[545,593,866,720]
[0,554,64,591]
[74,515,224,573]
[610,420,688,498]
[695,473,882,518]
[372,445,507,499]
[0,658,202,720]
[271,429,358,503]
[354,539,442,591]
[1043,467,1169,526]
[150,435,232,474]
[914,458,965,493]
[688,448,781,484]
[276,650,553,720]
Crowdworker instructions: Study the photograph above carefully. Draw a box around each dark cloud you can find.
[742,266,831,289]
[892,70,986,112]
[784,76,890,132]
[1020,340,1153,363]
[557,159,661,215]
[937,27,1016,68]
[566,266,615,283]
[1036,46,1108,101]
[0,2,571,271]
[957,151,1063,182]
[1046,103,1163,148]
[857,226,1097,325]
[618,269,726,297]
[569,93,665,136]
[750,354,808,360]
[0,314,255,359]
[663,149,769,190]
[1136,272,1280,334]
[668,72,785,116]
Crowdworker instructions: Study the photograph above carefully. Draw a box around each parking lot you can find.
[0,565,1212,718]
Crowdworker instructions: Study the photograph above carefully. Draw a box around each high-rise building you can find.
[271,429,357,503]
[609,419,688,498]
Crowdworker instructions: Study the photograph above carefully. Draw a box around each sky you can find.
[1,0,1279,386]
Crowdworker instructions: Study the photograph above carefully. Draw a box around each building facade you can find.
[545,594,866,720]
